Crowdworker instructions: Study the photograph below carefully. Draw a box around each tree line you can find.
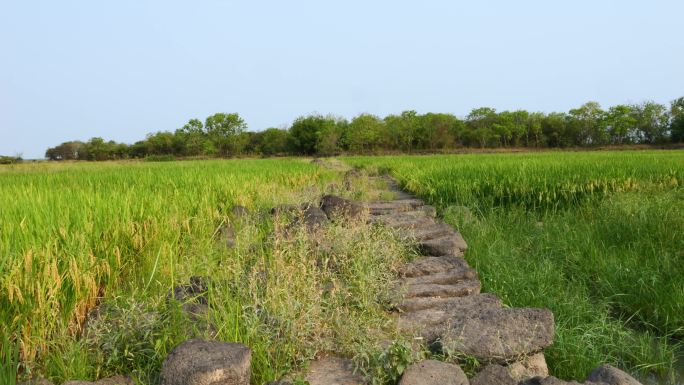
[45,98,684,160]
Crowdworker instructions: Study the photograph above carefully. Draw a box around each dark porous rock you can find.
[304,356,366,385]
[397,292,496,313]
[519,376,589,385]
[231,205,250,218]
[399,256,472,278]
[160,339,251,385]
[302,205,329,231]
[419,233,467,256]
[401,267,478,286]
[320,195,364,219]
[435,308,554,363]
[586,364,642,385]
[169,276,208,305]
[364,199,425,215]
[62,376,134,385]
[398,360,468,385]
[220,223,236,248]
[371,213,436,230]
[397,293,502,341]
[419,205,437,218]
[402,223,455,242]
[508,353,549,381]
[470,364,517,385]
[402,278,481,299]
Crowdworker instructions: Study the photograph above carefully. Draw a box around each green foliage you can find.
[348,151,684,382]
[1,159,416,384]
[670,98,684,142]
[345,114,385,153]
[40,96,684,161]
[287,114,345,155]
[204,113,248,156]
[0,155,22,164]
[357,341,415,385]
[1,328,19,385]
[83,299,190,383]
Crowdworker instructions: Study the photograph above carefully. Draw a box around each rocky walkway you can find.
[371,178,554,366]
[26,168,645,385]
[292,173,643,385]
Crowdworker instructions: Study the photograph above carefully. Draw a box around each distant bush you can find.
[0,156,22,165]
[144,154,176,162]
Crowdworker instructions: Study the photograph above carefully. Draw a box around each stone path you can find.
[28,165,645,385]
[367,178,554,365]
[296,172,641,385]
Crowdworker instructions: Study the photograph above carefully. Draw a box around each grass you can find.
[5,151,683,384]
[347,151,684,383]
[1,159,416,384]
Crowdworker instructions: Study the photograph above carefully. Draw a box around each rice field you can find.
[3,151,684,384]
[347,151,684,383]
[0,159,412,384]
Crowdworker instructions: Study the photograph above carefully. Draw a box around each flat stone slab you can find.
[402,279,481,299]
[398,360,468,385]
[364,199,426,215]
[320,195,364,219]
[401,266,478,286]
[470,364,517,385]
[401,223,456,241]
[398,294,495,313]
[304,357,366,385]
[399,256,472,278]
[508,352,549,381]
[437,308,555,363]
[586,364,643,385]
[398,294,502,340]
[419,233,468,256]
[371,214,436,230]
[160,339,251,385]
[370,210,433,224]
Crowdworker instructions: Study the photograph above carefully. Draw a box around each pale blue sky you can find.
[1,0,683,158]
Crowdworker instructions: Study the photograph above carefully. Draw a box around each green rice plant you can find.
[1,158,418,384]
[347,151,684,383]
[0,159,339,382]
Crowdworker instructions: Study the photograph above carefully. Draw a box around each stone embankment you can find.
[24,168,645,385]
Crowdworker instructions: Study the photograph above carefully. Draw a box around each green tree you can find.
[204,113,248,156]
[542,112,569,147]
[568,102,605,145]
[465,107,498,147]
[259,128,290,155]
[316,117,346,155]
[603,105,637,144]
[527,112,545,147]
[45,141,84,160]
[79,137,118,161]
[631,102,669,143]
[345,114,384,152]
[288,114,339,155]
[145,131,176,155]
[670,97,684,142]
[385,110,420,151]
[419,113,460,150]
